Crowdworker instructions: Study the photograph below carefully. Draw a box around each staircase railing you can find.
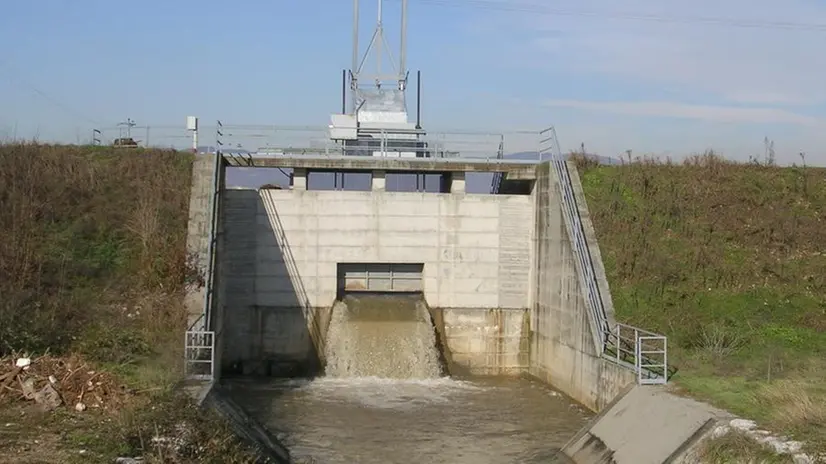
[540,126,668,385]
[489,136,505,194]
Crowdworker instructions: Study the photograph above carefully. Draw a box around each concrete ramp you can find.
[204,385,291,463]
[563,386,732,464]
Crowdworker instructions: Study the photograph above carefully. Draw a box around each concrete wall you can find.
[438,308,530,376]
[256,189,533,309]
[529,161,636,412]
[562,385,732,464]
[184,154,219,330]
[216,189,325,376]
[216,188,533,375]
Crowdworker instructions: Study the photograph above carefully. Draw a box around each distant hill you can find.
[504,151,621,165]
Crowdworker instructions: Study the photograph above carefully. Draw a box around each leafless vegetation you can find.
[0,143,258,462]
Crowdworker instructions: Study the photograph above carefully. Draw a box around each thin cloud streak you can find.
[492,0,826,106]
[543,99,824,126]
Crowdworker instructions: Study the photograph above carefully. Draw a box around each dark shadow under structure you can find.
[218,188,327,380]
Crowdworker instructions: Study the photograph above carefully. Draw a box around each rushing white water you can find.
[324,294,443,379]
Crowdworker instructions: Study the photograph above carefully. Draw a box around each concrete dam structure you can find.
[180,138,736,463]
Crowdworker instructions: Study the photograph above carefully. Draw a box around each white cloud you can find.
[496,0,826,105]
[542,99,824,126]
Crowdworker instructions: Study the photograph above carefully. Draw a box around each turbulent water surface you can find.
[226,377,588,463]
[226,294,590,463]
[324,294,442,379]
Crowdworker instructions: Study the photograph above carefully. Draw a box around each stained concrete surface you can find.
[563,385,733,464]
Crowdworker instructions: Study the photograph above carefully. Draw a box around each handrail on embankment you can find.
[541,126,669,385]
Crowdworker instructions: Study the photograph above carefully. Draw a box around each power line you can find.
[400,0,826,32]
[0,59,100,126]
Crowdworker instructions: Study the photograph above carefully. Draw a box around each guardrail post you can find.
[634,328,641,384]
[663,337,668,384]
[185,330,216,381]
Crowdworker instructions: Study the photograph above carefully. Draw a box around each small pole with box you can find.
[186,116,199,153]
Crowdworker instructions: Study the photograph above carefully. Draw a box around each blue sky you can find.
[2,0,826,165]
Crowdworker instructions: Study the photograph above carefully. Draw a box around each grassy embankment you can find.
[575,153,826,460]
[0,144,257,463]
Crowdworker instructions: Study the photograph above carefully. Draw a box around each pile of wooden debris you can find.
[0,354,130,412]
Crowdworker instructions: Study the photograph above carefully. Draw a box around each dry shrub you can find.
[755,380,826,436]
[699,431,792,464]
[0,144,259,462]
[0,143,194,356]
[694,325,749,359]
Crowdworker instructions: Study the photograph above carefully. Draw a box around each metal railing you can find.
[207,124,542,162]
[184,331,216,380]
[202,122,223,332]
[490,137,506,193]
[542,126,611,353]
[541,126,668,385]
[605,323,669,385]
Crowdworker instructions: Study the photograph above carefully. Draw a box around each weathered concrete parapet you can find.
[184,153,222,331]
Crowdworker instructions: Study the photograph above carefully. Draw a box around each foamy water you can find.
[324,294,443,379]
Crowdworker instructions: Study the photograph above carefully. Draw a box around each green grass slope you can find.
[0,143,256,463]
[576,153,826,454]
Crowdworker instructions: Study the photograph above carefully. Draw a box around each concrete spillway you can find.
[324,294,443,379]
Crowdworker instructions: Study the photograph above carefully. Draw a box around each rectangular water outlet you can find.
[337,263,424,293]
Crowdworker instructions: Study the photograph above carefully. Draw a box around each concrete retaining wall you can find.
[203,384,292,463]
[529,161,636,412]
